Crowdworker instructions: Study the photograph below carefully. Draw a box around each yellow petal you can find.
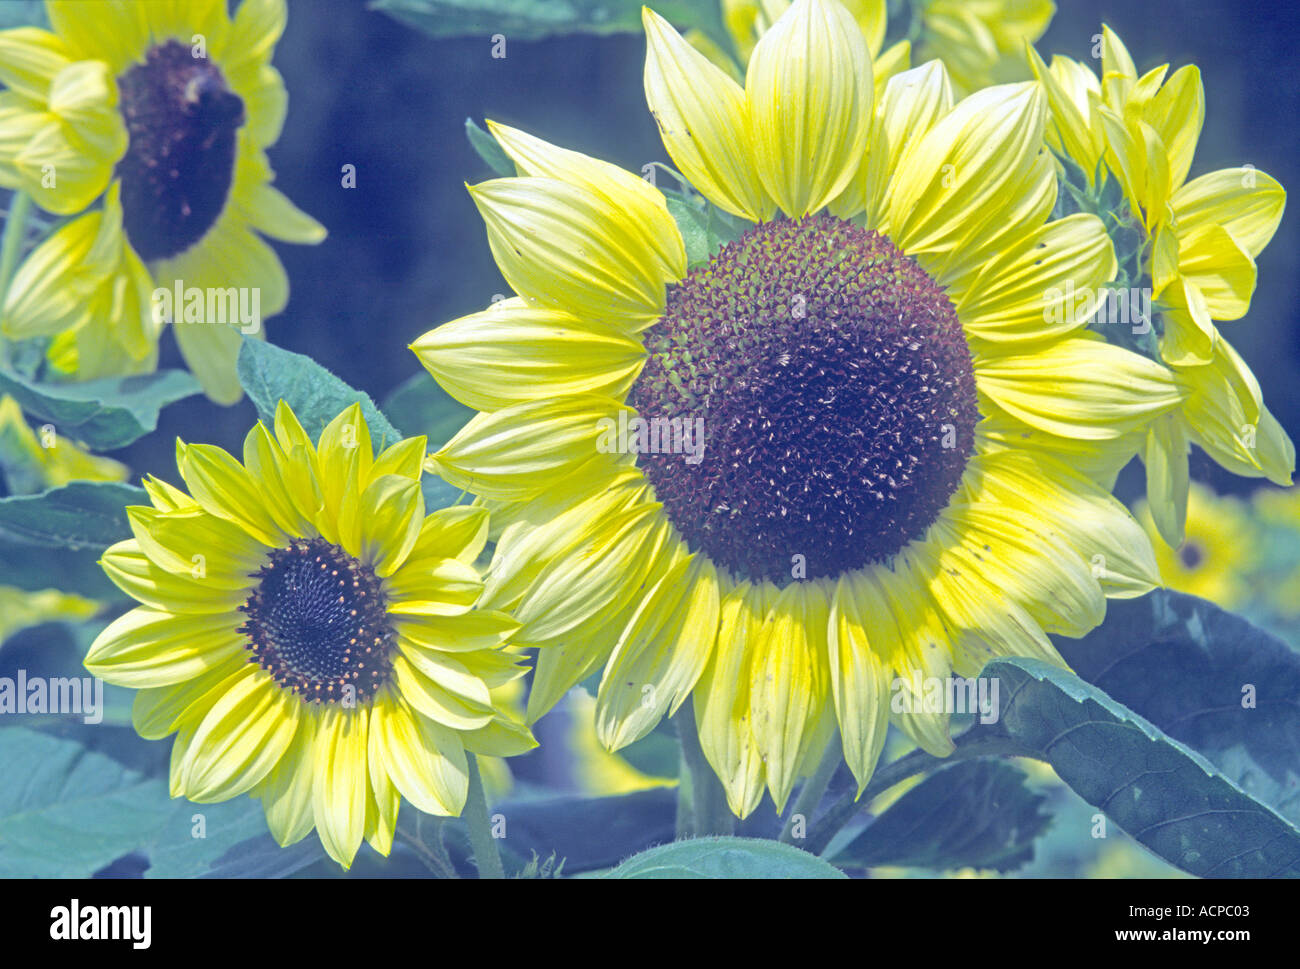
[595,555,720,749]
[469,176,670,330]
[827,575,890,793]
[84,607,245,688]
[369,697,468,816]
[693,582,767,818]
[430,394,629,501]
[642,7,772,221]
[976,336,1185,440]
[1170,167,1286,259]
[487,120,685,280]
[745,0,872,217]
[412,298,645,413]
[312,707,369,868]
[748,580,831,811]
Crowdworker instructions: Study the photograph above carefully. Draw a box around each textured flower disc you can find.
[628,214,978,583]
[116,39,246,261]
[240,538,395,704]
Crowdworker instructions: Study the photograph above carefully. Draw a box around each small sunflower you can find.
[1028,26,1293,545]
[0,0,325,403]
[1135,482,1251,608]
[414,0,1174,815]
[84,402,534,868]
[693,0,1053,95]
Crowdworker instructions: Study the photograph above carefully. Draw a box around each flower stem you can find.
[464,753,505,878]
[0,191,31,310]
[675,703,735,837]
[779,734,841,844]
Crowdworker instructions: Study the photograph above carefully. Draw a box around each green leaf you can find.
[1055,590,1300,828]
[830,760,1051,872]
[238,339,465,509]
[968,656,1300,878]
[0,726,320,877]
[0,481,144,598]
[237,338,401,454]
[0,369,202,451]
[606,836,847,879]
[664,190,745,268]
[465,118,514,178]
[372,0,728,44]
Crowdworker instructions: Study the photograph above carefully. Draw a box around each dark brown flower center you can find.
[239,538,394,705]
[116,40,244,261]
[627,214,978,584]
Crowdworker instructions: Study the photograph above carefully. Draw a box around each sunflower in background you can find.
[84,402,535,868]
[688,0,1053,96]
[415,0,1174,817]
[0,0,325,403]
[1135,482,1252,609]
[1027,26,1292,546]
[0,393,125,640]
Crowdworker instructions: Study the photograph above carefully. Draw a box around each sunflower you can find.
[1135,482,1251,608]
[83,402,535,868]
[0,393,121,639]
[691,0,1053,96]
[413,0,1176,816]
[0,0,324,403]
[1028,26,1293,545]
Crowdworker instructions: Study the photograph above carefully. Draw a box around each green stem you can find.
[779,734,841,844]
[805,733,1034,855]
[464,753,505,879]
[0,191,31,310]
[675,704,735,837]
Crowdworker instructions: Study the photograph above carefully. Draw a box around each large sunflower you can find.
[1027,26,1293,545]
[0,0,324,403]
[414,0,1176,815]
[84,402,534,868]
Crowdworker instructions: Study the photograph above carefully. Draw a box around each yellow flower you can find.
[695,0,1052,95]
[0,0,325,403]
[413,0,1172,816]
[1135,482,1250,608]
[1029,26,1293,545]
[84,402,535,868]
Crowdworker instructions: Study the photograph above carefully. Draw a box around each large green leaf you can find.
[0,481,144,597]
[238,339,464,508]
[830,761,1051,873]
[1055,591,1300,827]
[237,338,400,453]
[0,369,201,451]
[605,836,847,879]
[969,657,1300,878]
[0,726,320,877]
[372,0,729,45]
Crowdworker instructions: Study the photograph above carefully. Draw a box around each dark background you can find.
[122,0,1300,503]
